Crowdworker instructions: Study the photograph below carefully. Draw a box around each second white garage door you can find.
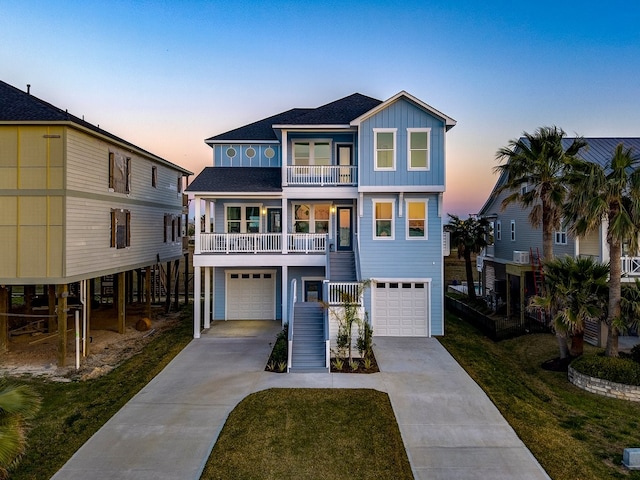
[374,281,429,336]
[226,271,275,320]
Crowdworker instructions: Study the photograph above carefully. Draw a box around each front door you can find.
[267,208,282,233]
[336,207,352,251]
[304,280,323,302]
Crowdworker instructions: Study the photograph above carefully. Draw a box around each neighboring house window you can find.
[555,226,567,245]
[152,166,157,188]
[374,128,396,170]
[496,221,501,240]
[406,200,428,239]
[110,209,130,249]
[373,200,394,239]
[109,152,131,194]
[225,205,261,233]
[177,176,182,193]
[293,204,330,233]
[520,183,528,195]
[510,220,516,241]
[164,214,182,242]
[293,141,331,165]
[407,128,430,170]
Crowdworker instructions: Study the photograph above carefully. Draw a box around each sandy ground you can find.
[1,303,182,382]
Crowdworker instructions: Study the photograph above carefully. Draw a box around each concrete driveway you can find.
[52,321,550,480]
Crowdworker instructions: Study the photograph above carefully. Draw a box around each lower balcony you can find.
[197,233,328,254]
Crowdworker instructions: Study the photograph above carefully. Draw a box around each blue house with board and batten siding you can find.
[186,91,456,372]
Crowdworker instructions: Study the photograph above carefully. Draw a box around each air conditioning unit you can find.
[513,250,530,264]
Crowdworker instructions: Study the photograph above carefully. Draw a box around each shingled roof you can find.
[186,167,282,193]
[206,93,382,143]
[0,80,192,174]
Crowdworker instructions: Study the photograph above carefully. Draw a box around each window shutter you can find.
[126,211,131,246]
[110,210,116,247]
[109,153,115,189]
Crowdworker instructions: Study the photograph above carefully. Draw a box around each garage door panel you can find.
[374,282,428,336]
[227,272,275,320]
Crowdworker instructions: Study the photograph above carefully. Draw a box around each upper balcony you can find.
[285,165,357,186]
[196,233,328,255]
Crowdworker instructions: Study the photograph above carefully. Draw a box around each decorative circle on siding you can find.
[265,147,275,159]
[226,147,237,158]
[246,147,256,158]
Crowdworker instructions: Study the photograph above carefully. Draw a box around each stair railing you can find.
[323,280,331,369]
[287,278,297,372]
[353,232,362,281]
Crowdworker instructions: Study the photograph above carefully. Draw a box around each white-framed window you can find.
[407,128,430,170]
[555,226,567,245]
[373,199,395,239]
[225,204,261,233]
[520,183,528,195]
[510,220,516,241]
[293,141,331,165]
[406,199,428,240]
[496,220,501,240]
[373,128,396,170]
[293,204,330,233]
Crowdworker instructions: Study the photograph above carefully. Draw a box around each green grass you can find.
[200,389,413,480]
[7,307,194,480]
[439,312,640,480]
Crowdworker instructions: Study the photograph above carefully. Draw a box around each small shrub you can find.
[332,358,344,371]
[571,354,640,386]
[277,361,287,373]
[363,356,373,370]
[629,344,640,364]
[357,318,373,358]
[349,360,359,372]
[265,324,288,372]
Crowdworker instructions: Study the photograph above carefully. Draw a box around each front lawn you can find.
[439,312,640,480]
[200,388,413,480]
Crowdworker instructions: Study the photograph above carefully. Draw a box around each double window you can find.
[109,152,131,194]
[110,209,130,249]
[555,224,568,245]
[496,221,501,241]
[293,141,331,165]
[226,205,261,233]
[374,129,396,170]
[293,204,330,234]
[373,200,395,239]
[510,220,516,241]
[406,200,427,239]
[407,128,430,170]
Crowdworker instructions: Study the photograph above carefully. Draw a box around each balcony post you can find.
[282,198,288,254]
[194,197,201,254]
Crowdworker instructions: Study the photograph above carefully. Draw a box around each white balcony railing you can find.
[622,256,640,276]
[327,282,362,305]
[198,233,327,254]
[286,165,357,186]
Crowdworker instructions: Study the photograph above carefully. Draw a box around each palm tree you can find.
[0,381,41,479]
[565,143,640,357]
[495,126,587,261]
[445,214,491,301]
[530,256,609,357]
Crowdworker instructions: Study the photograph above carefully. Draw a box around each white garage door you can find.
[374,282,428,336]
[226,271,275,320]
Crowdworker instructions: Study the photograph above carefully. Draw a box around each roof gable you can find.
[350,90,456,130]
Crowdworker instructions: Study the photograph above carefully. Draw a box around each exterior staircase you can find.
[289,302,328,373]
[329,251,356,281]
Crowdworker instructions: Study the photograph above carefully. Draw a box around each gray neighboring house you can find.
[477,137,640,347]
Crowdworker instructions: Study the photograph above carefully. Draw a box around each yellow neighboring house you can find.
[0,80,192,365]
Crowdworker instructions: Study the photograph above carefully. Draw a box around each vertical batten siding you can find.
[359,98,445,188]
[358,193,443,335]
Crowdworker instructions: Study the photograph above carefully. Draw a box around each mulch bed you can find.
[330,353,379,373]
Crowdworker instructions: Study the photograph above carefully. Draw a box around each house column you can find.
[117,272,126,334]
[194,197,201,254]
[281,266,288,327]
[204,266,211,329]
[282,198,288,254]
[506,273,511,318]
[519,271,525,326]
[194,266,201,338]
[281,130,288,186]
[57,284,68,367]
[204,200,212,233]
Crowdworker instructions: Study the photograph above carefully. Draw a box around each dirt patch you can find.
[1,303,182,381]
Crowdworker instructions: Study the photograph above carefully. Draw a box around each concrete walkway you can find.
[52,321,550,480]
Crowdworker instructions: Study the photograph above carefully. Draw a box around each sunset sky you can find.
[2,1,639,217]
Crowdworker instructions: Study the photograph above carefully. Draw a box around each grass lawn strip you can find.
[439,312,640,480]
[201,388,413,480]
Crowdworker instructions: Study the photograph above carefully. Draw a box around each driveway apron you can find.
[52,322,550,480]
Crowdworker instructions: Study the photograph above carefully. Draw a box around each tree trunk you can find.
[556,331,569,359]
[605,238,622,357]
[464,250,477,301]
[569,332,584,357]
[541,199,555,262]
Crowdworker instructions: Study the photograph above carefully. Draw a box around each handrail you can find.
[323,280,331,369]
[287,278,297,372]
[622,256,640,276]
[286,165,357,185]
[353,232,362,282]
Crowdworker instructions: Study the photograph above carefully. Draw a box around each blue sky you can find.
[2,0,639,216]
